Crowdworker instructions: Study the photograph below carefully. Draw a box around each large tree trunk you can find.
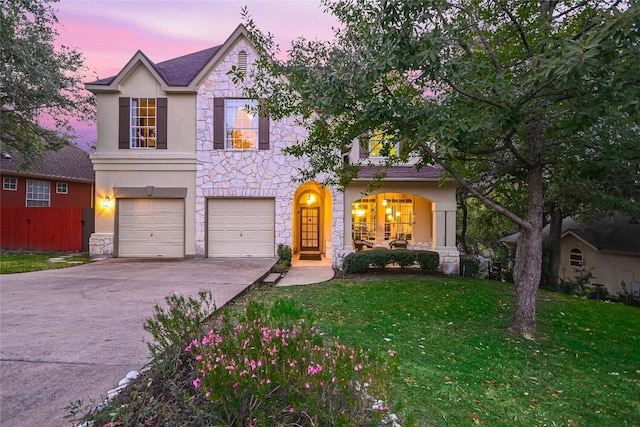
[509,126,545,339]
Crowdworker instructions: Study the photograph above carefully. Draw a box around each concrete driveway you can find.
[0,257,275,427]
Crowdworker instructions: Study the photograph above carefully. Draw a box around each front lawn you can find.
[0,251,91,274]
[250,276,640,426]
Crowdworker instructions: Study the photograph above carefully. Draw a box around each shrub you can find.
[459,255,480,277]
[144,290,216,359]
[414,250,440,274]
[342,249,440,274]
[186,300,395,426]
[277,244,292,267]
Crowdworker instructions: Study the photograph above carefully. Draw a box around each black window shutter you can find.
[118,97,130,149]
[213,97,224,149]
[258,115,270,150]
[156,98,167,149]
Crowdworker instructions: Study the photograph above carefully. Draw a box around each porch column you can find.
[433,209,456,249]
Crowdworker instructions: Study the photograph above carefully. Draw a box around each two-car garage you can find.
[116,197,275,258]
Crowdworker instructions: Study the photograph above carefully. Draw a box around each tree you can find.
[1,0,94,166]
[241,1,640,338]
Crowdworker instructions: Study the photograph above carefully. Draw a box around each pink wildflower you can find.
[388,349,397,356]
[305,382,310,389]
[233,382,240,388]
[193,378,201,389]
[354,364,363,371]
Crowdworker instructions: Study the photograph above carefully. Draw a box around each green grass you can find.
[247,275,640,426]
[0,251,91,274]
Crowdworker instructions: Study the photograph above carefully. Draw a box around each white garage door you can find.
[118,199,184,257]
[208,198,275,257]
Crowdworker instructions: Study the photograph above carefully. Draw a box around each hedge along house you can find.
[85,25,459,271]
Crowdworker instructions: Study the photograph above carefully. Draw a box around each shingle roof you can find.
[0,145,94,182]
[357,165,442,180]
[88,45,221,87]
[565,218,640,256]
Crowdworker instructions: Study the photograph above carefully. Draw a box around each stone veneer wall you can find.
[89,234,113,258]
[195,40,345,265]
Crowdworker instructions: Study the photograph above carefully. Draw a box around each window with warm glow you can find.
[369,130,398,158]
[225,99,258,149]
[130,98,156,148]
[351,196,377,240]
[383,196,413,240]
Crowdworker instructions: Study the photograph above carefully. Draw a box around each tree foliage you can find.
[1,0,95,166]
[241,0,640,338]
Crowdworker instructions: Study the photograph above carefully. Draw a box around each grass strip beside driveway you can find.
[0,251,91,274]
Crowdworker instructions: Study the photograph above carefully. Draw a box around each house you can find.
[501,217,640,296]
[85,25,459,270]
[560,217,640,296]
[0,144,95,251]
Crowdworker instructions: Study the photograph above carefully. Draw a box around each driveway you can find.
[0,257,275,427]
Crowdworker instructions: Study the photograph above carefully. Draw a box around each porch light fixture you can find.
[101,195,114,209]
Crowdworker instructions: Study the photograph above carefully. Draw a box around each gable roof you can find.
[0,145,94,182]
[88,46,221,88]
[562,218,640,257]
[86,24,249,94]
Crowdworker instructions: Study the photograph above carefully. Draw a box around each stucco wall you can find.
[560,234,640,295]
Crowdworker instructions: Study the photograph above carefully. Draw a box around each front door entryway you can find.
[300,207,320,251]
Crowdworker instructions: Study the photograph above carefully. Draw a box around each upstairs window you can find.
[26,179,50,207]
[56,182,68,194]
[225,99,258,149]
[3,177,17,191]
[213,98,270,150]
[570,248,583,267]
[119,97,167,149]
[368,130,399,158]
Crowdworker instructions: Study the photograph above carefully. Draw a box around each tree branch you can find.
[441,77,507,109]
[500,5,531,53]
[417,141,530,230]
[452,2,503,74]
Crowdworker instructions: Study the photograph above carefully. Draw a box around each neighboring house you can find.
[85,25,459,270]
[502,217,640,296]
[0,144,95,251]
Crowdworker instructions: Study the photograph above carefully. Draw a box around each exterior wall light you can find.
[101,195,114,209]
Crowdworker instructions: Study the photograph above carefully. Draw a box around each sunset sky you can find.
[52,0,339,145]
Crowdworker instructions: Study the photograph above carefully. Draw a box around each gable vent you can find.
[238,50,248,74]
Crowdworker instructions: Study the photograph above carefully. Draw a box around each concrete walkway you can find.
[277,254,335,286]
[0,258,275,427]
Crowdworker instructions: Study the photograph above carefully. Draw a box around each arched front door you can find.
[298,189,321,253]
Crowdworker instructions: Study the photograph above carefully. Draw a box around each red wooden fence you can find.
[0,207,87,252]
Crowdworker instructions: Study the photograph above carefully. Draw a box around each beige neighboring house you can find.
[560,217,640,296]
[502,216,640,296]
[85,25,459,270]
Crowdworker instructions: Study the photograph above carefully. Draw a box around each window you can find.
[26,179,50,207]
[570,248,583,267]
[351,194,415,241]
[352,196,377,240]
[118,97,167,149]
[3,177,17,191]
[368,130,399,158]
[383,196,413,240]
[130,98,156,148]
[213,97,269,150]
[224,99,258,149]
[56,182,68,194]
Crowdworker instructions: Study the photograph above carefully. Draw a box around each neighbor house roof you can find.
[563,218,640,257]
[89,45,222,87]
[501,216,640,257]
[357,165,442,181]
[0,144,94,182]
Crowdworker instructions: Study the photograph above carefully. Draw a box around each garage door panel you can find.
[208,198,275,257]
[118,199,184,258]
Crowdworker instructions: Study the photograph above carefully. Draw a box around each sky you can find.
[52,0,339,145]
